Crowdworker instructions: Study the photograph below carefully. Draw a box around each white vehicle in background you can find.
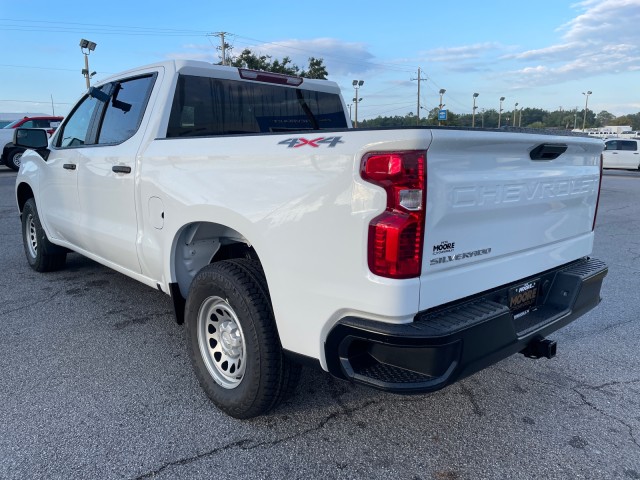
[13,60,608,418]
[603,138,640,170]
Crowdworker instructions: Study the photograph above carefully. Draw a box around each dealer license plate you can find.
[508,279,540,319]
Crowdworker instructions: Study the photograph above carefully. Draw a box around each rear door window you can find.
[619,140,638,151]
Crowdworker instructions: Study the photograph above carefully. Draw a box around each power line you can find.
[0,18,208,35]
[0,99,71,104]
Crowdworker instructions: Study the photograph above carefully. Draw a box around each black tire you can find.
[227,259,302,408]
[185,259,299,419]
[5,147,25,171]
[21,198,67,272]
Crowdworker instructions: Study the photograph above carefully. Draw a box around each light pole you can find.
[518,107,523,127]
[438,88,446,126]
[574,106,578,130]
[79,38,97,89]
[481,108,485,128]
[472,92,479,128]
[498,96,505,128]
[582,91,592,131]
[512,102,519,126]
[352,80,364,128]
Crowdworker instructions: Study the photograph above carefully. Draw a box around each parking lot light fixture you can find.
[472,93,479,128]
[582,91,592,131]
[352,80,364,128]
[80,38,97,89]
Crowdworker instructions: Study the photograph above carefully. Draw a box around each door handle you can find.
[112,165,132,174]
[63,163,76,170]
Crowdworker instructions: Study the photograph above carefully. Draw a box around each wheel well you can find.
[16,183,35,212]
[173,222,260,299]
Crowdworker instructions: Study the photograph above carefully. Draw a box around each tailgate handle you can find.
[63,163,76,170]
[530,143,568,161]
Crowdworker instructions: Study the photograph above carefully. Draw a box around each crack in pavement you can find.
[458,383,483,417]
[571,386,640,451]
[133,438,255,479]
[131,397,380,480]
[497,367,640,451]
[0,290,61,316]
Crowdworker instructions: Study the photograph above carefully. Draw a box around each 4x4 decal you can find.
[278,136,344,148]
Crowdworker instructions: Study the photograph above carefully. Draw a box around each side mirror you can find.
[13,128,49,149]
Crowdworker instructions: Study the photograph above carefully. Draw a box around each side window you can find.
[97,75,155,145]
[56,94,103,148]
[605,141,617,151]
[21,120,35,128]
[619,141,638,151]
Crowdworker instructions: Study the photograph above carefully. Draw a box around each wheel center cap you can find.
[219,321,242,355]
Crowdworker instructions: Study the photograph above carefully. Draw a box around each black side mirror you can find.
[13,128,50,161]
[13,128,49,149]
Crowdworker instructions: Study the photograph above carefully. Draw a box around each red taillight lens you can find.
[361,151,426,279]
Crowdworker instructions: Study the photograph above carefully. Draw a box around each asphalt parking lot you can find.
[0,166,638,480]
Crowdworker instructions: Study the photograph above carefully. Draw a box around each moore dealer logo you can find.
[433,241,455,255]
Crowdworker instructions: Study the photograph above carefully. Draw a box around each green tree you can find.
[595,110,616,127]
[301,57,328,79]
[228,49,328,79]
[610,114,640,129]
[229,49,272,70]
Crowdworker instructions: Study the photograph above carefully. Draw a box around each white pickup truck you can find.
[14,60,608,418]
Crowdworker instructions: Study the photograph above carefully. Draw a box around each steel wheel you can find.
[25,212,38,259]
[12,151,22,168]
[197,296,246,389]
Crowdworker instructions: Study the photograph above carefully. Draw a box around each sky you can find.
[1,0,639,121]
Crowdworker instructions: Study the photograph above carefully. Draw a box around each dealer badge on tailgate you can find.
[508,279,540,319]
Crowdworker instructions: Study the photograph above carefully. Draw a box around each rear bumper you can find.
[325,257,607,393]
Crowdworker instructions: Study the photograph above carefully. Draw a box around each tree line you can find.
[359,108,640,131]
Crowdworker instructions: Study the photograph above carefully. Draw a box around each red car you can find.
[1,116,63,171]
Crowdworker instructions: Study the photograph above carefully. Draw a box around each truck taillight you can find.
[361,151,426,279]
[593,153,603,231]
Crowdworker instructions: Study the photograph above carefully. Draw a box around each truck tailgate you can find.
[420,129,603,311]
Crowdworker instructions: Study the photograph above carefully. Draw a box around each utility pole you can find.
[212,32,229,65]
[411,68,428,125]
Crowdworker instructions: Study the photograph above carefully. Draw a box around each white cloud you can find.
[561,0,640,44]
[422,42,504,63]
[167,37,377,76]
[234,38,376,75]
[505,0,640,86]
